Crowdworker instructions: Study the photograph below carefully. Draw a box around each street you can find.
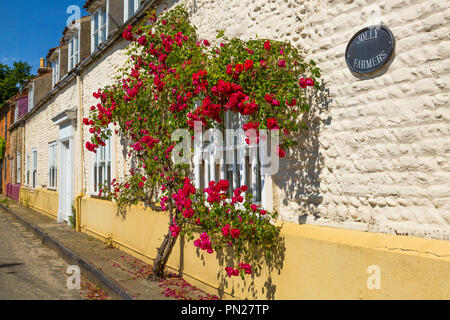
[0,206,97,299]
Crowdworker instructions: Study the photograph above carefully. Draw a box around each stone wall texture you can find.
[24,79,78,189]
[180,0,450,239]
[22,0,450,241]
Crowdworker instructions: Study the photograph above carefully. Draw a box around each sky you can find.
[0,1,89,75]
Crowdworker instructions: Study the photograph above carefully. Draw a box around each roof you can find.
[83,0,95,9]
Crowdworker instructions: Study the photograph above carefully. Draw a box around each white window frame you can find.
[193,111,271,207]
[52,49,61,87]
[16,152,21,184]
[26,153,30,186]
[10,158,14,184]
[48,142,57,190]
[14,103,18,123]
[28,82,34,112]
[68,33,80,71]
[91,135,114,195]
[32,149,37,189]
[91,1,109,53]
[124,0,142,22]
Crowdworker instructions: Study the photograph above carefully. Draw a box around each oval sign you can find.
[345,25,395,76]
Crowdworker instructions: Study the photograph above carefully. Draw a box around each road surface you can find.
[0,206,99,299]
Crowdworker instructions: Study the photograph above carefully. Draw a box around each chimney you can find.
[37,57,51,76]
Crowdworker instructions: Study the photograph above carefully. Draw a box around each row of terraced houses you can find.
[0,0,449,299]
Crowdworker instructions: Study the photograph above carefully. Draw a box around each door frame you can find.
[58,138,74,223]
[52,108,77,224]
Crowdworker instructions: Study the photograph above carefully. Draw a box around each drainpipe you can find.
[75,73,85,232]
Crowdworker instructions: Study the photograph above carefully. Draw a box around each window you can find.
[91,2,108,52]
[28,82,34,112]
[32,149,37,189]
[14,104,18,123]
[92,137,112,194]
[16,152,21,184]
[48,143,57,189]
[52,50,60,87]
[68,34,80,71]
[124,0,142,22]
[194,111,263,203]
[26,154,30,185]
[10,158,14,183]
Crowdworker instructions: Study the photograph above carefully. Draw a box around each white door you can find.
[60,140,72,222]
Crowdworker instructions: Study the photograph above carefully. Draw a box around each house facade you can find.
[6,90,28,201]
[0,98,14,194]
[13,0,450,299]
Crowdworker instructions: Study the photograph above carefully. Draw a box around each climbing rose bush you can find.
[83,5,321,279]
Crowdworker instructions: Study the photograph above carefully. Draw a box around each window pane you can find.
[94,12,99,31]
[129,0,135,18]
[94,164,98,192]
[100,26,106,43]
[100,8,106,28]
[99,163,104,188]
[107,162,111,189]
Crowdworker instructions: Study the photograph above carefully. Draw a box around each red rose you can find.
[277,146,286,158]
[250,204,258,212]
[222,224,230,237]
[137,36,147,46]
[260,209,267,215]
[230,228,240,239]
[278,60,286,68]
[264,40,270,51]
[218,179,229,191]
[299,78,307,88]
[226,64,233,75]
[306,78,314,87]
[267,118,279,130]
[244,59,253,70]
[235,64,244,73]
[286,99,297,106]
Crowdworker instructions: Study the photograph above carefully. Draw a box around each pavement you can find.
[0,207,91,299]
[0,195,218,300]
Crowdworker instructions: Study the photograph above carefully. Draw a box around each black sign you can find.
[345,25,395,76]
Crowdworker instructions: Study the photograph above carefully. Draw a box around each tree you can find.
[83,6,320,280]
[0,61,33,105]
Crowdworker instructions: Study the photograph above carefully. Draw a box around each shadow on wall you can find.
[274,81,332,222]
[182,233,286,300]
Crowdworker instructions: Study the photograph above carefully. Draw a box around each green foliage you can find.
[0,61,33,106]
[0,136,5,160]
[83,5,320,277]
[69,205,76,229]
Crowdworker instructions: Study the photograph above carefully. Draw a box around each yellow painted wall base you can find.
[20,187,59,219]
[80,196,450,300]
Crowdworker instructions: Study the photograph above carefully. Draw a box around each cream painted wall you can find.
[24,78,78,191]
[177,0,450,240]
[22,0,450,242]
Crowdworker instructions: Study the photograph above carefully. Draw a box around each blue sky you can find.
[0,1,88,74]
